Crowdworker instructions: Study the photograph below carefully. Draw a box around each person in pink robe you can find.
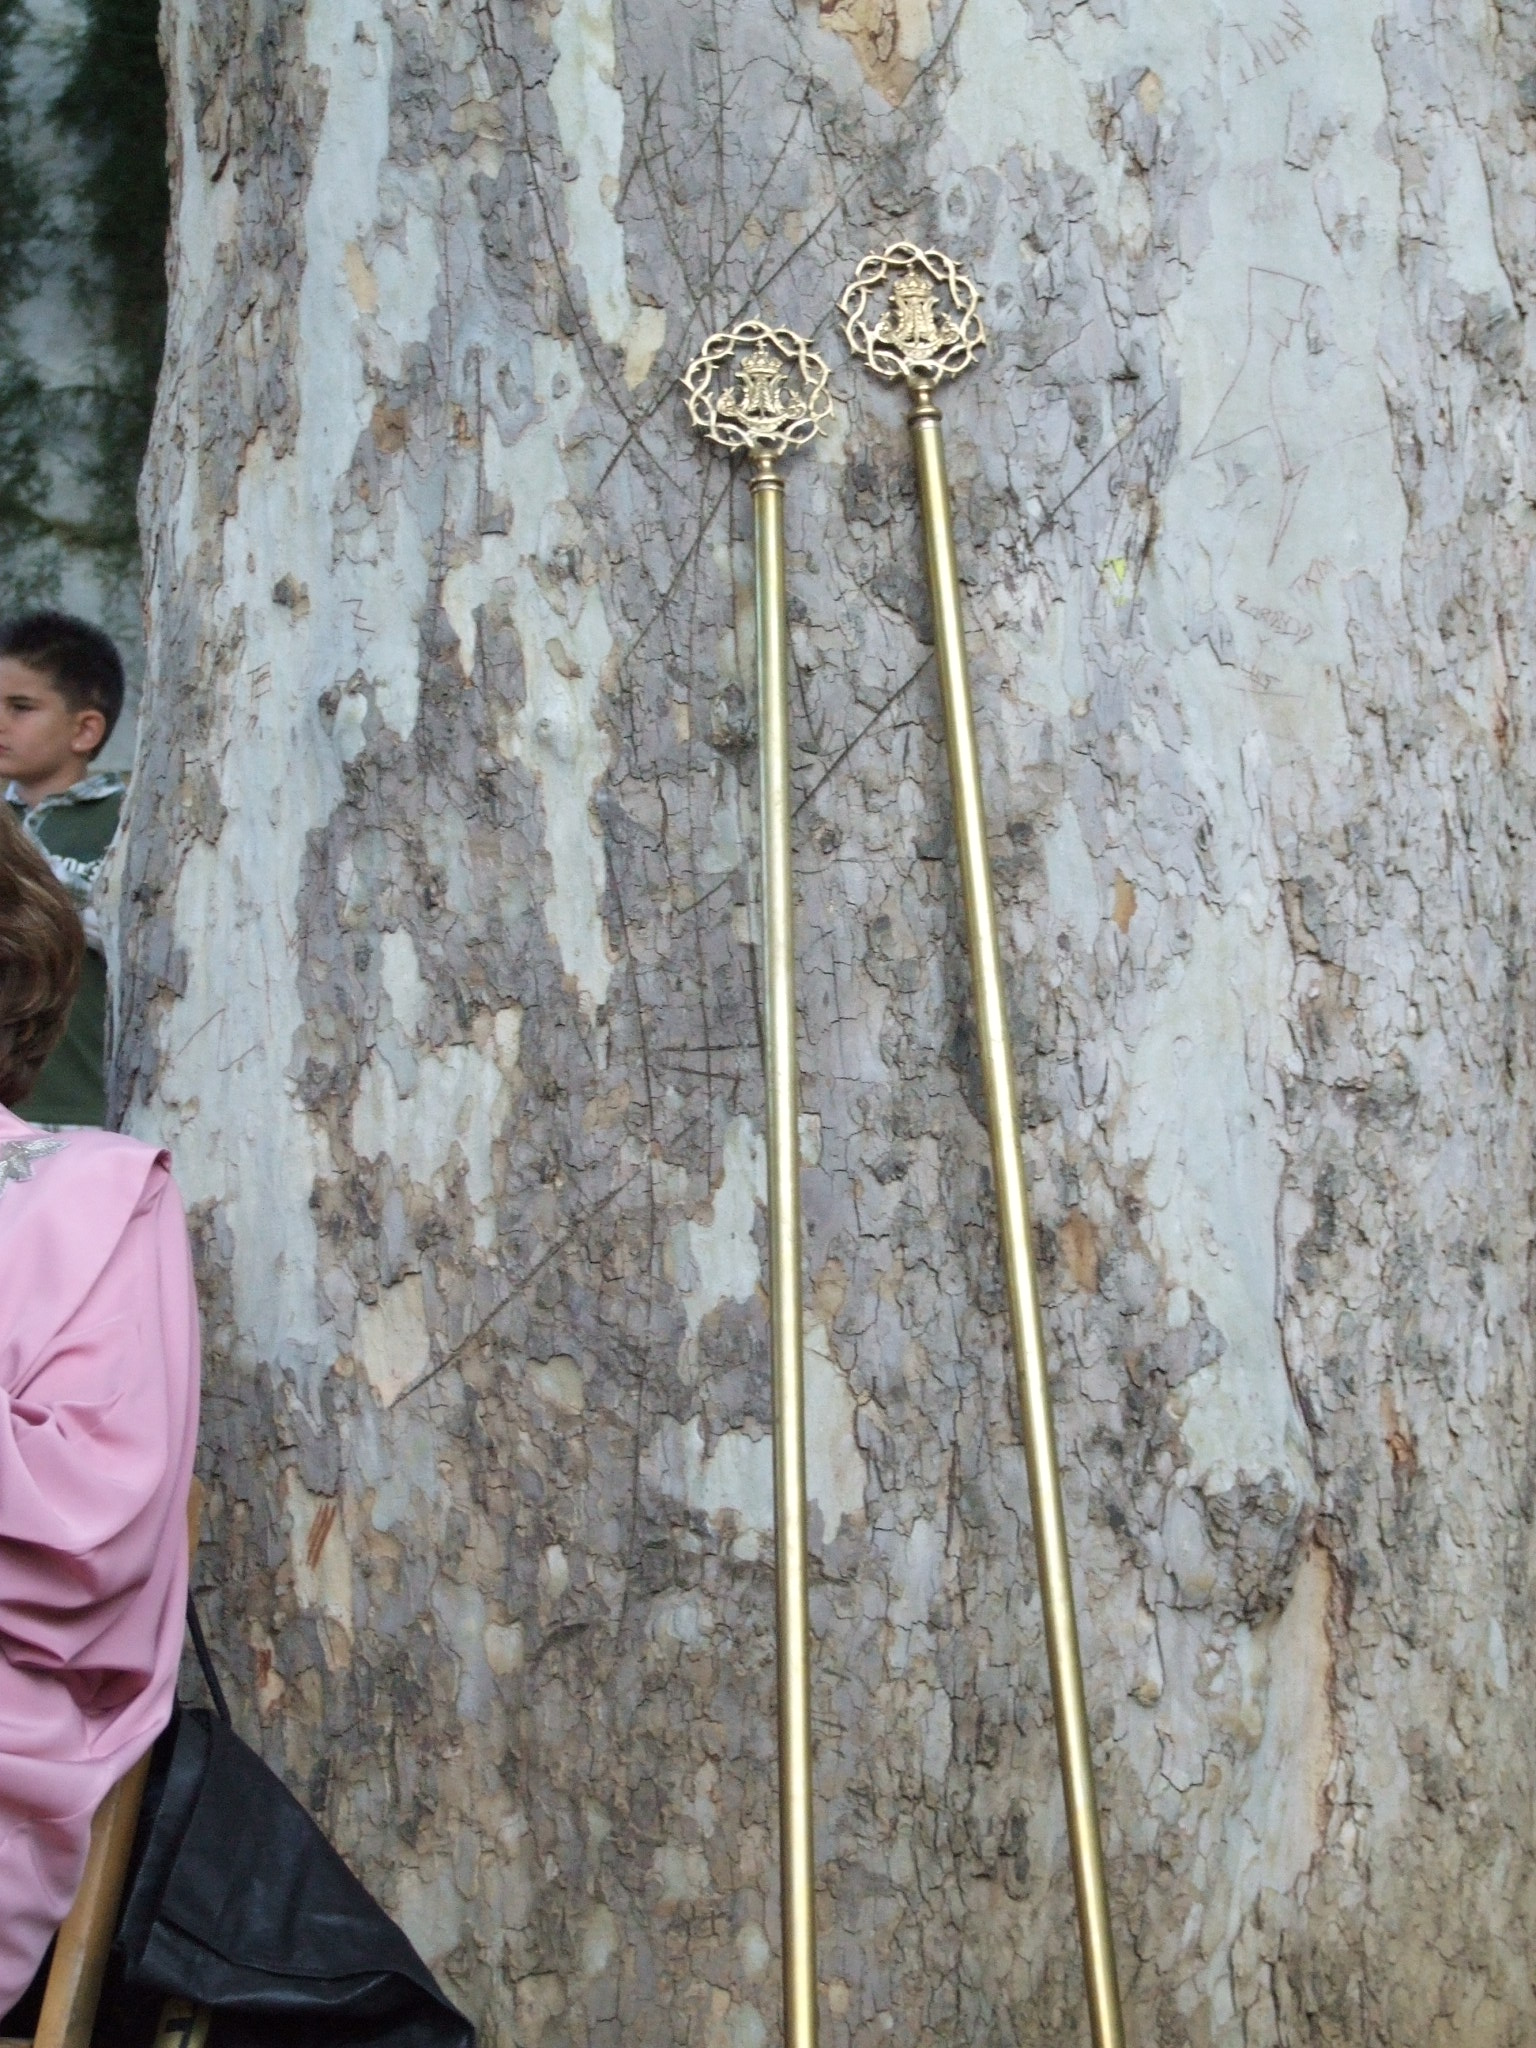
[0,1103,200,2008]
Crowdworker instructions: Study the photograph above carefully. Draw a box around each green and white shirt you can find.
[8,770,126,953]
[6,772,126,1126]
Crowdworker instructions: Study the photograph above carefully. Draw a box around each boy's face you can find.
[0,659,105,802]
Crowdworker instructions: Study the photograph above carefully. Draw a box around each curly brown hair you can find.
[0,803,84,1108]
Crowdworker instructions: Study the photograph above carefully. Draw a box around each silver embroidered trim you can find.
[0,1137,65,1195]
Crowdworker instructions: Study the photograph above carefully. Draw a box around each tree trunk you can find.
[121,1,1536,2042]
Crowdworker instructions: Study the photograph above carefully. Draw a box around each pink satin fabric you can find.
[0,1105,199,2011]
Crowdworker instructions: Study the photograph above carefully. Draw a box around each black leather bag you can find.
[98,1609,475,2048]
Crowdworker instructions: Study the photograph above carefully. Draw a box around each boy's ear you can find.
[71,707,107,759]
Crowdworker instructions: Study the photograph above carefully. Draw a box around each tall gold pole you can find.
[840,246,1126,2048]
[753,447,819,2048]
[685,324,833,2048]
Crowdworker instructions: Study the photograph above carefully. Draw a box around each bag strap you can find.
[185,1590,232,1727]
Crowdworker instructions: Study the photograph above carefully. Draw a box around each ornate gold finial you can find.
[839,243,986,386]
[684,321,834,457]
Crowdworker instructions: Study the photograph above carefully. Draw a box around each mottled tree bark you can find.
[120,1,1536,2042]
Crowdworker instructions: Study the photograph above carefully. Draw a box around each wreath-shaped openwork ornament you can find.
[684,321,833,457]
[839,243,986,386]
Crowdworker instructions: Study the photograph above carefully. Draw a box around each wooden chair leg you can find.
[29,1753,153,2048]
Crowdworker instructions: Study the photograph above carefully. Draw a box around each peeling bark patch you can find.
[1058,1210,1099,1293]
[815,0,941,104]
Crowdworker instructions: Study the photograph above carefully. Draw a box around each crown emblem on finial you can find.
[719,342,806,430]
[684,322,833,457]
[878,273,962,356]
[840,244,986,386]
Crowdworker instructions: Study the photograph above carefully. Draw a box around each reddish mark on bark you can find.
[306,1500,338,1570]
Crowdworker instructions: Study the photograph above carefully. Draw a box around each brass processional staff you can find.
[840,245,1127,2048]
[685,323,833,2048]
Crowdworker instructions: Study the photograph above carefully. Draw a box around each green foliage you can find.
[0,0,59,606]
[0,0,167,608]
[54,0,169,562]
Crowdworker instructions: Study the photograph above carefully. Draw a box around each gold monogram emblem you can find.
[840,243,985,386]
[684,322,833,457]
[719,341,806,431]
[878,273,961,357]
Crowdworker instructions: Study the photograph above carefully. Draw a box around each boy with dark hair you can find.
[0,611,128,1127]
